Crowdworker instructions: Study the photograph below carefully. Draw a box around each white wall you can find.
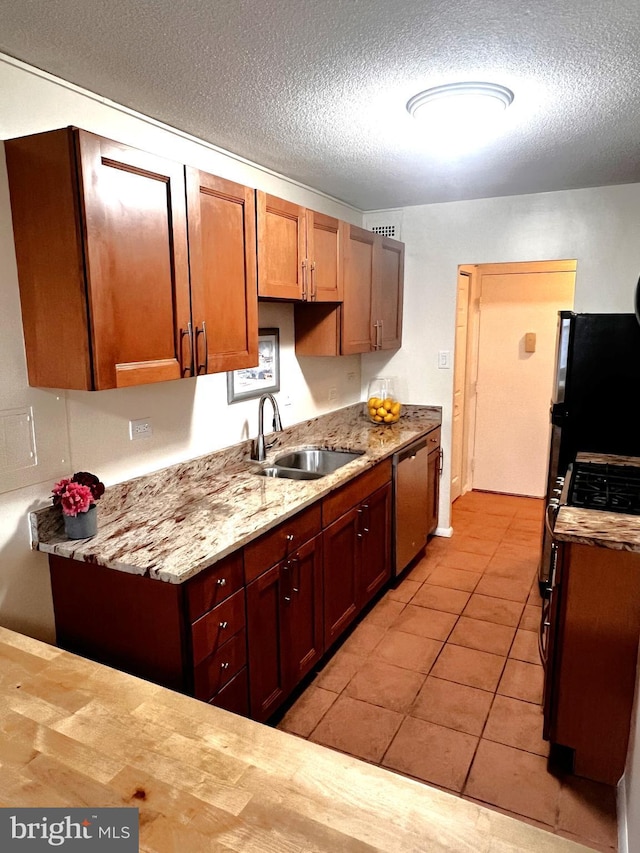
[364,184,640,529]
[0,55,362,643]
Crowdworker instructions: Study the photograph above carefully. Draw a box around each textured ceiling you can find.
[1,0,640,210]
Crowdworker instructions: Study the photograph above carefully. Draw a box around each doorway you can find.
[451,260,576,502]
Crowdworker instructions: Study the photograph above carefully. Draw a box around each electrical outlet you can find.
[346,371,356,381]
[328,386,338,402]
[129,418,153,440]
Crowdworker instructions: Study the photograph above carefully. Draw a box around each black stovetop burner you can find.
[568,462,640,515]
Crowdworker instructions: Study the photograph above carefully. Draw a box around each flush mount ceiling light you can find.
[407,81,514,156]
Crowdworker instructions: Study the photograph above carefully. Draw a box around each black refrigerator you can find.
[538,311,640,588]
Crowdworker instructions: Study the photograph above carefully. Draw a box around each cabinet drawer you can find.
[191,588,246,666]
[186,552,244,622]
[193,628,246,701]
[209,667,249,717]
[244,503,322,584]
[322,460,392,527]
[427,426,441,449]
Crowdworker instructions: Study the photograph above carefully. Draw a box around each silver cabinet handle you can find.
[216,578,227,587]
[221,662,229,670]
[219,621,228,629]
[310,260,317,300]
[301,259,308,300]
[180,321,194,376]
[195,321,208,375]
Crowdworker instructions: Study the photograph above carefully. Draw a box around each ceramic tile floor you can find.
[276,490,618,852]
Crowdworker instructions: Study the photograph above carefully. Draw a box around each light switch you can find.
[524,332,536,353]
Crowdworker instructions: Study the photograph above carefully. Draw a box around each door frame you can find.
[451,259,577,504]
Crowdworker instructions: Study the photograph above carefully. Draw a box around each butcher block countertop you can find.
[30,404,441,584]
[0,626,591,853]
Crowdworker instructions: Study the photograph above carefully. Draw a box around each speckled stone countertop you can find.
[554,452,640,552]
[31,404,441,583]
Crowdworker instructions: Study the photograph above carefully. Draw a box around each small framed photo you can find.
[227,328,280,403]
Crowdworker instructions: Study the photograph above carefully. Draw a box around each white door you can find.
[472,264,575,497]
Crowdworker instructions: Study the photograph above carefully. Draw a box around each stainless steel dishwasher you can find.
[393,437,430,577]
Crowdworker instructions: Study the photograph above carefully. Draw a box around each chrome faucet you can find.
[252,393,283,461]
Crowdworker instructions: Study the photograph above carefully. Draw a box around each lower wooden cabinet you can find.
[246,534,323,722]
[48,459,395,724]
[323,481,392,651]
[543,541,640,784]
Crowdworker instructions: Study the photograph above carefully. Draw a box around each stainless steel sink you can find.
[255,447,363,480]
[257,466,324,480]
[273,448,363,475]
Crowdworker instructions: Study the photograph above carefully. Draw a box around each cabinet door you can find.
[283,535,324,685]
[77,130,192,389]
[340,224,375,354]
[372,235,404,351]
[246,563,287,722]
[358,483,392,607]
[307,211,342,302]
[186,169,258,374]
[323,506,360,649]
[257,191,306,300]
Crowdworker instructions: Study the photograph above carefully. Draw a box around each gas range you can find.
[567,461,640,516]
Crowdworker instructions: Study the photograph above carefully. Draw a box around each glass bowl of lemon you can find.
[366,377,402,424]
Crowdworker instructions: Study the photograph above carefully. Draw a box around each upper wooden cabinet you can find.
[5,127,258,390]
[256,191,342,302]
[185,169,258,375]
[295,224,404,356]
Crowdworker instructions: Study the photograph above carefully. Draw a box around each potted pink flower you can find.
[52,471,105,539]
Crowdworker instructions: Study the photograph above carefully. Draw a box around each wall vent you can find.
[370,225,396,238]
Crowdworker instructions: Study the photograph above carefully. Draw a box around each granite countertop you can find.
[0,625,591,853]
[31,404,441,584]
[554,452,640,552]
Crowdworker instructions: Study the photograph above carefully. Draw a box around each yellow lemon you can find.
[382,398,394,410]
[390,412,400,422]
[369,396,382,409]
[391,401,401,416]
[368,407,377,418]
[374,415,383,422]
[383,412,394,422]
[377,406,387,417]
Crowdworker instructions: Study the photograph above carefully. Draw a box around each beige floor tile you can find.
[314,650,364,693]
[426,566,482,592]
[387,578,422,603]
[557,776,618,849]
[464,740,561,826]
[448,616,516,656]
[345,659,425,713]
[391,604,457,641]
[518,605,541,632]
[430,644,505,692]
[340,620,388,656]
[482,694,548,756]
[437,550,493,574]
[462,593,524,628]
[411,584,471,614]
[277,686,337,737]
[309,694,403,762]
[474,575,531,603]
[382,716,478,792]
[509,629,541,664]
[361,595,406,628]
[410,676,493,736]
[497,659,544,705]
[374,629,442,674]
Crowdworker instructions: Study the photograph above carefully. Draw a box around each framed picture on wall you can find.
[226,328,280,403]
